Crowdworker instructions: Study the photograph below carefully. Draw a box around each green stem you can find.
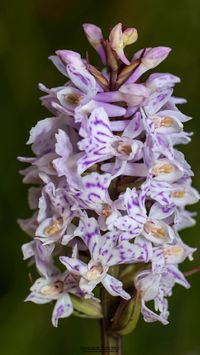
[99,287,122,355]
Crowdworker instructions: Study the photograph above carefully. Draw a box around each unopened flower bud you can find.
[71,295,103,319]
[111,290,141,335]
[56,50,84,67]
[126,46,171,83]
[142,47,171,69]
[105,40,118,71]
[109,23,130,65]
[119,83,149,106]
[109,23,123,51]
[83,23,106,65]
[122,27,138,46]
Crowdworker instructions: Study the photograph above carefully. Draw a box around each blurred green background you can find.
[0,0,200,354]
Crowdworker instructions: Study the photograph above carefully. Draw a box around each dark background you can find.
[0,0,200,354]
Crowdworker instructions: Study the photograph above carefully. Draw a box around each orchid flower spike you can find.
[18,22,198,333]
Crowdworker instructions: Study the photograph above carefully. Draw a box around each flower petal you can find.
[25,292,51,304]
[52,294,73,327]
[141,300,169,325]
[75,217,100,259]
[67,65,97,96]
[60,256,88,276]
[102,274,131,300]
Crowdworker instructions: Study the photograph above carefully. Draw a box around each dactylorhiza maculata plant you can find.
[18,22,199,348]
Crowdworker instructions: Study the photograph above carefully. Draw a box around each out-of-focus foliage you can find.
[0,0,200,354]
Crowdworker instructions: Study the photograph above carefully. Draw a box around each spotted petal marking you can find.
[52,294,73,327]
[77,173,111,209]
[74,217,101,259]
[60,256,88,275]
[67,65,97,96]
[144,88,173,116]
[102,274,131,300]
[78,108,114,173]
[141,300,169,325]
